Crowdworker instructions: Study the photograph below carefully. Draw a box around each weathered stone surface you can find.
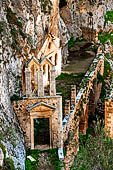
[0,70,25,170]
[0,148,4,167]
[13,96,63,150]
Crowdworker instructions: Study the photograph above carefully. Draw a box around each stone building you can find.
[13,62,63,150]
[22,33,62,95]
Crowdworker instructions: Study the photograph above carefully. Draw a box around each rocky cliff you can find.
[0,0,113,169]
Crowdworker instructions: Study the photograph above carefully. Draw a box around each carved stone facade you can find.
[13,62,63,150]
[13,96,63,149]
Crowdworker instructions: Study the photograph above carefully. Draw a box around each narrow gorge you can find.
[0,0,113,170]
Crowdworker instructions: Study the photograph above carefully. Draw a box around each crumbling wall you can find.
[62,50,104,169]
[105,99,113,138]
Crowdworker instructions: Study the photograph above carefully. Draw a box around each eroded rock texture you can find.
[0,0,113,169]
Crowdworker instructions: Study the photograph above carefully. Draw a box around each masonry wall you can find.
[62,53,104,169]
[105,99,113,138]
[13,96,63,149]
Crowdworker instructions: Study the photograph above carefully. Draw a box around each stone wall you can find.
[13,95,63,149]
[105,99,113,138]
[62,51,104,169]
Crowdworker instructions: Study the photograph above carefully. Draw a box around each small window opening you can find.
[49,56,52,61]
[55,53,58,66]
[43,64,46,75]
[48,42,51,49]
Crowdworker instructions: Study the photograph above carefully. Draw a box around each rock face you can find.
[0,71,25,170]
[0,0,113,169]
[60,0,113,40]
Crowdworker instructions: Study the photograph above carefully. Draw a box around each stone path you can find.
[63,41,96,74]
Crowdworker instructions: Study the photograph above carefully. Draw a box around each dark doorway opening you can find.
[34,118,50,146]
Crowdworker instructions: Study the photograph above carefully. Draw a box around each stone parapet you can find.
[105,99,113,138]
[62,50,104,169]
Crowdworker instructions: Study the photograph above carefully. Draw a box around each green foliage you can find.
[68,37,75,49]
[105,53,110,59]
[10,94,22,102]
[0,21,8,39]
[26,150,40,170]
[56,73,84,114]
[6,7,33,50]
[41,0,52,14]
[97,72,104,83]
[103,60,112,79]
[25,148,61,170]
[97,60,112,102]
[6,7,22,28]
[2,158,15,170]
[0,22,3,34]
[68,37,87,49]
[104,11,113,26]
[91,45,98,53]
[19,30,27,39]
[0,144,15,170]
[11,28,18,36]
[98,32,113,45]
[56,73,77,80]
[71,119,113,170]
[0,143,6,158]
[47,148,61,170]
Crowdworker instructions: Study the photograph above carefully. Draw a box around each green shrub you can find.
[3,158,15,170]
[0,143,6,158]
[104,11,113,26]
[25,148,61,170]
[97,59,112,102]
[71,119,113,170]
[47,148,61,170]
[98,32,113,45]
[68,37,75,48]
[25,150,40,170]
[10,95,22,101]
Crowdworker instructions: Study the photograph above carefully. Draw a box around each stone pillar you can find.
[37,68,44,96]
[34,65,37,90]
[64,100,70,115]
[71,85,76,105]
[50,66,56,96]
[25,68,31,97]
[30,117,34,149]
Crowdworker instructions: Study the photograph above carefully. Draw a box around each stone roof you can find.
[26,56,54,68]
[27,101,56,111]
